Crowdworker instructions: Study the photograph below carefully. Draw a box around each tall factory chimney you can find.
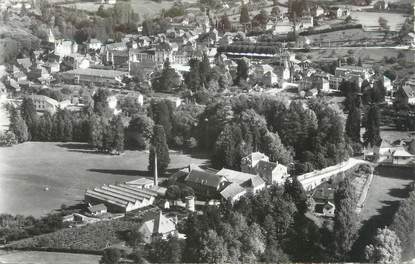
[154,150,158,187]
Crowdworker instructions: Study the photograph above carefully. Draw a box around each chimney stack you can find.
[154,149,158,187]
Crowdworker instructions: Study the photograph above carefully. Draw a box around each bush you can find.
[0,131,17,146]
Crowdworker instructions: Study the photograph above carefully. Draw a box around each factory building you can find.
[84,177,165,213]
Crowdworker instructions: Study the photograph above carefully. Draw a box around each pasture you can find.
[0,142,208,217]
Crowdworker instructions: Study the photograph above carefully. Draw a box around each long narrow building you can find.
[84,179,164,213]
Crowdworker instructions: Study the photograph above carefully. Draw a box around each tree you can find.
[218,14,231,32]
[199,230,229,263]
[333,177,358,261]
[126,115,154,150]
[152,59,180,92]
[109,115,124,152]
[148,125,170,176]
[20,97,38,140]
[271,6,280,17]
[38,112,53,141]
[260,131,293,165]
[89,114,106,150]
[8,107,29,143]
[213,124,243,169]
[186,59,202,92]
[345,105,361,142]
[130,249,146,264]
[0,130,17,146]
[239,4,250,24]
[390,191,415,259]
[236,59,248,85]
[363,104,381,147]
[284,177,307,213]
[93,88,111,117]
[149,100,174,141]
[166,185,181,202]
[378,17,389,31]
[125,229,144,248]
[100,248,121,264]
[142,19,154,36]
[252,9,269,28]
[199,53,211,88]
[365,227,402,264]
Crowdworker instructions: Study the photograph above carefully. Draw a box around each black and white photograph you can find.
[0,0,414,262]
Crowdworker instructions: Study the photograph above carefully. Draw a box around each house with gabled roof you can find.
[139,211,177,243]
[87,203,107,216]
[184,169,228,198]
[241,152,289,185]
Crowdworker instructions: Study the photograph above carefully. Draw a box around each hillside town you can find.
[0,0,414,263]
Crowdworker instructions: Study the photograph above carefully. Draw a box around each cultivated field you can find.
[0,250,100,264]
[0,142,208,217]
[8,218,142,251]
[304,48,415,64]
[60,0,198,21]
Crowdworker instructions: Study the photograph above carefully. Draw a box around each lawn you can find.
[0,250,100,264]
[353,165,414,258]
[0,142,208,217]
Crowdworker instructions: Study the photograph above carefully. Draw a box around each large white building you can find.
[241,152,289,185]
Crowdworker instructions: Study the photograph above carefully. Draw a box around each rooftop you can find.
[220,183,246,200]
[185,170,225,188]
[61,68,127,78]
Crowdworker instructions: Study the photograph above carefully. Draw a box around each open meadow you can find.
[0,142,208,217]
[0,250,100,264]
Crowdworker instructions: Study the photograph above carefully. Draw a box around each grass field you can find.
[0,142,208,217]
[354,166,414,258]
[0,250,100,264]
[350,11,410,31]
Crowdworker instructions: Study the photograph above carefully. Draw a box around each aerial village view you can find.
[0,0,413,263]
